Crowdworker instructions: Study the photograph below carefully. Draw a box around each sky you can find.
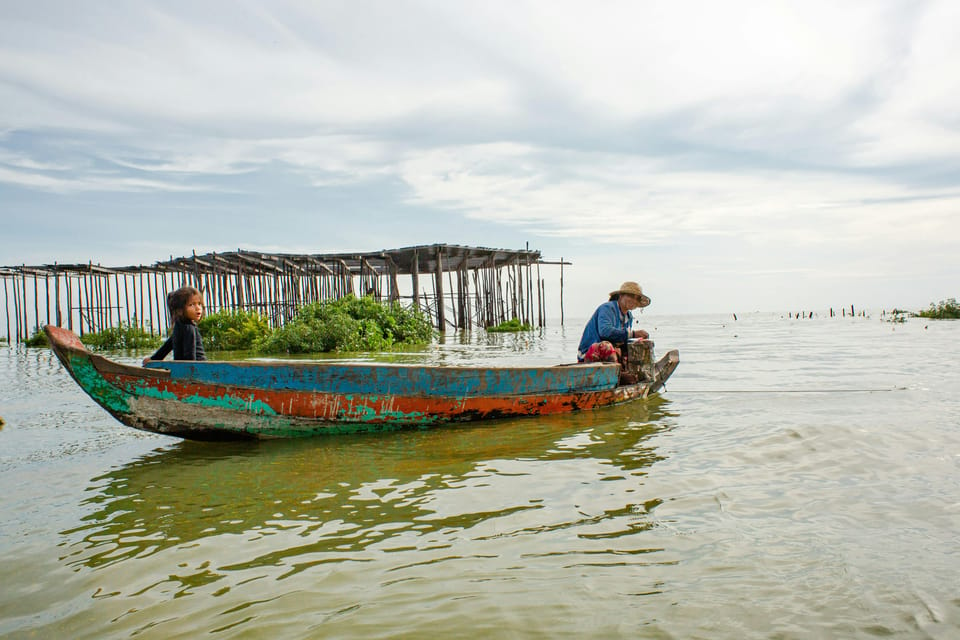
[1,0,958,316]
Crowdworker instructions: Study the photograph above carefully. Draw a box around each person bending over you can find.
[577,281,650,363]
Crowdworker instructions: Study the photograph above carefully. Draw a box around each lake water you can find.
[1,312,958,639]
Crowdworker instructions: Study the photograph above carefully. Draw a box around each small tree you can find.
[918,298,960,319]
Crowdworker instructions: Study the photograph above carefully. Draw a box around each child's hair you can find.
[167,286,202,321]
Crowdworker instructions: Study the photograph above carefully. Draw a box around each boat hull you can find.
[44,325,679,440]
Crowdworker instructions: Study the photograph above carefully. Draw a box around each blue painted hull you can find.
[45,325,679,440]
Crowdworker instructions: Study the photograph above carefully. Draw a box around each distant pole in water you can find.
[850,304,855,316]
[733,313,737,321]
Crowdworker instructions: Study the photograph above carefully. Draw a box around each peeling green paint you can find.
[338,394,431,424]
[69,355,132,414]
[133,385,279,416]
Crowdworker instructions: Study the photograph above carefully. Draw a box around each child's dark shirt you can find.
[149,319,206,361]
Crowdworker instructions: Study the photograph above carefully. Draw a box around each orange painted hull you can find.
[44,325,679,440]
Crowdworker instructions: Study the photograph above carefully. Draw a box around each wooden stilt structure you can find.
[1,245,571,343]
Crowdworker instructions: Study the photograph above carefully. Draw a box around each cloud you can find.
[1,0,958,312]
[398,142,960,254]
[0,165,211,193]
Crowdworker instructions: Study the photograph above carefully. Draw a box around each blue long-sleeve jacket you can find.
[577,300,633,360]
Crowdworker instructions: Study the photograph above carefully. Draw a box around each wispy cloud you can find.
[1,0,958,311]
[0,165,212,193]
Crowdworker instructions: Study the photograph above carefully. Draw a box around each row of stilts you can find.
[1,246,568,343]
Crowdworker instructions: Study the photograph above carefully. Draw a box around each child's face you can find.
[184,294,204,323]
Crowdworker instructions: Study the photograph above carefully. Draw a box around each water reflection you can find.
[60,400,676,579]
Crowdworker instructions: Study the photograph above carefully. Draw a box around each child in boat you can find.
[144,286,207,363]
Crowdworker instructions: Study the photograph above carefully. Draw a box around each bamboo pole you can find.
[526,256,533,326]
[138,271,144,331]
[123,273,131,326]
[78,269,87,336]
[161,272,170,334]
[3,277,11,341]
[100,272,106,330]
[411,250,420,311]
[388,257,399,303]
[112,272,120,327]
[447,267,456,327]
[536,261,543,328]
[461,260,469,330]
[12,275,21,341]
[31,269,39,336]
[44,273,50,327]
[434,246,446,332]
[66,274,73,331]
[146,269,154,335]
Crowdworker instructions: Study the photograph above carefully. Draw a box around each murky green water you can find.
[2,313,958,638]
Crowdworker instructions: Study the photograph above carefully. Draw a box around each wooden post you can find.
[235,256,243,311]
[536,261,542,327]
[66,274,73,331]
[3,277,11,342]
[528,259,534,326]
[411,250,420,311]
[32,270,39,336]
[160,272,170,334]
[12,275,21,341]
[456,265,465,329]
[434,246,446,332]
[123,273,131,326]
[97,271,105,331]
[498,265,505,324]
[540,279,546,328]
[78,269,88,336]
[146,269,154,335]
[191,250,202,288]
[465,264,473,331]
[388,257,399,303]
[486,254,495,327]
[112,272,120,327]
[44,272,50,327]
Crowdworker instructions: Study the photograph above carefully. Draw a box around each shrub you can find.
[25,328,49,348]
[487,318,533,332]
[198,309,271,351]
[255,296,433,354]
[918,298,960,319]
[80,323,164,350]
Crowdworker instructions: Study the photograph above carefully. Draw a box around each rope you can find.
[667,387,907,394]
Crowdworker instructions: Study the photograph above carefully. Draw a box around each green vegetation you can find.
[21,298,432,355]
[918,298,960,320]
[198,310,271,351]
[81,323,164,350]
[254,296,434,354]
[25,328,48,347]
[486,318,533,332]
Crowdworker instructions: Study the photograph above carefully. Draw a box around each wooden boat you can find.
[44,325,679,441]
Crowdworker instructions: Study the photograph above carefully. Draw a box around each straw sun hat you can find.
[609,281,651,307]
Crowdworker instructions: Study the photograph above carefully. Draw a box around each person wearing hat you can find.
[577,281,651,362]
